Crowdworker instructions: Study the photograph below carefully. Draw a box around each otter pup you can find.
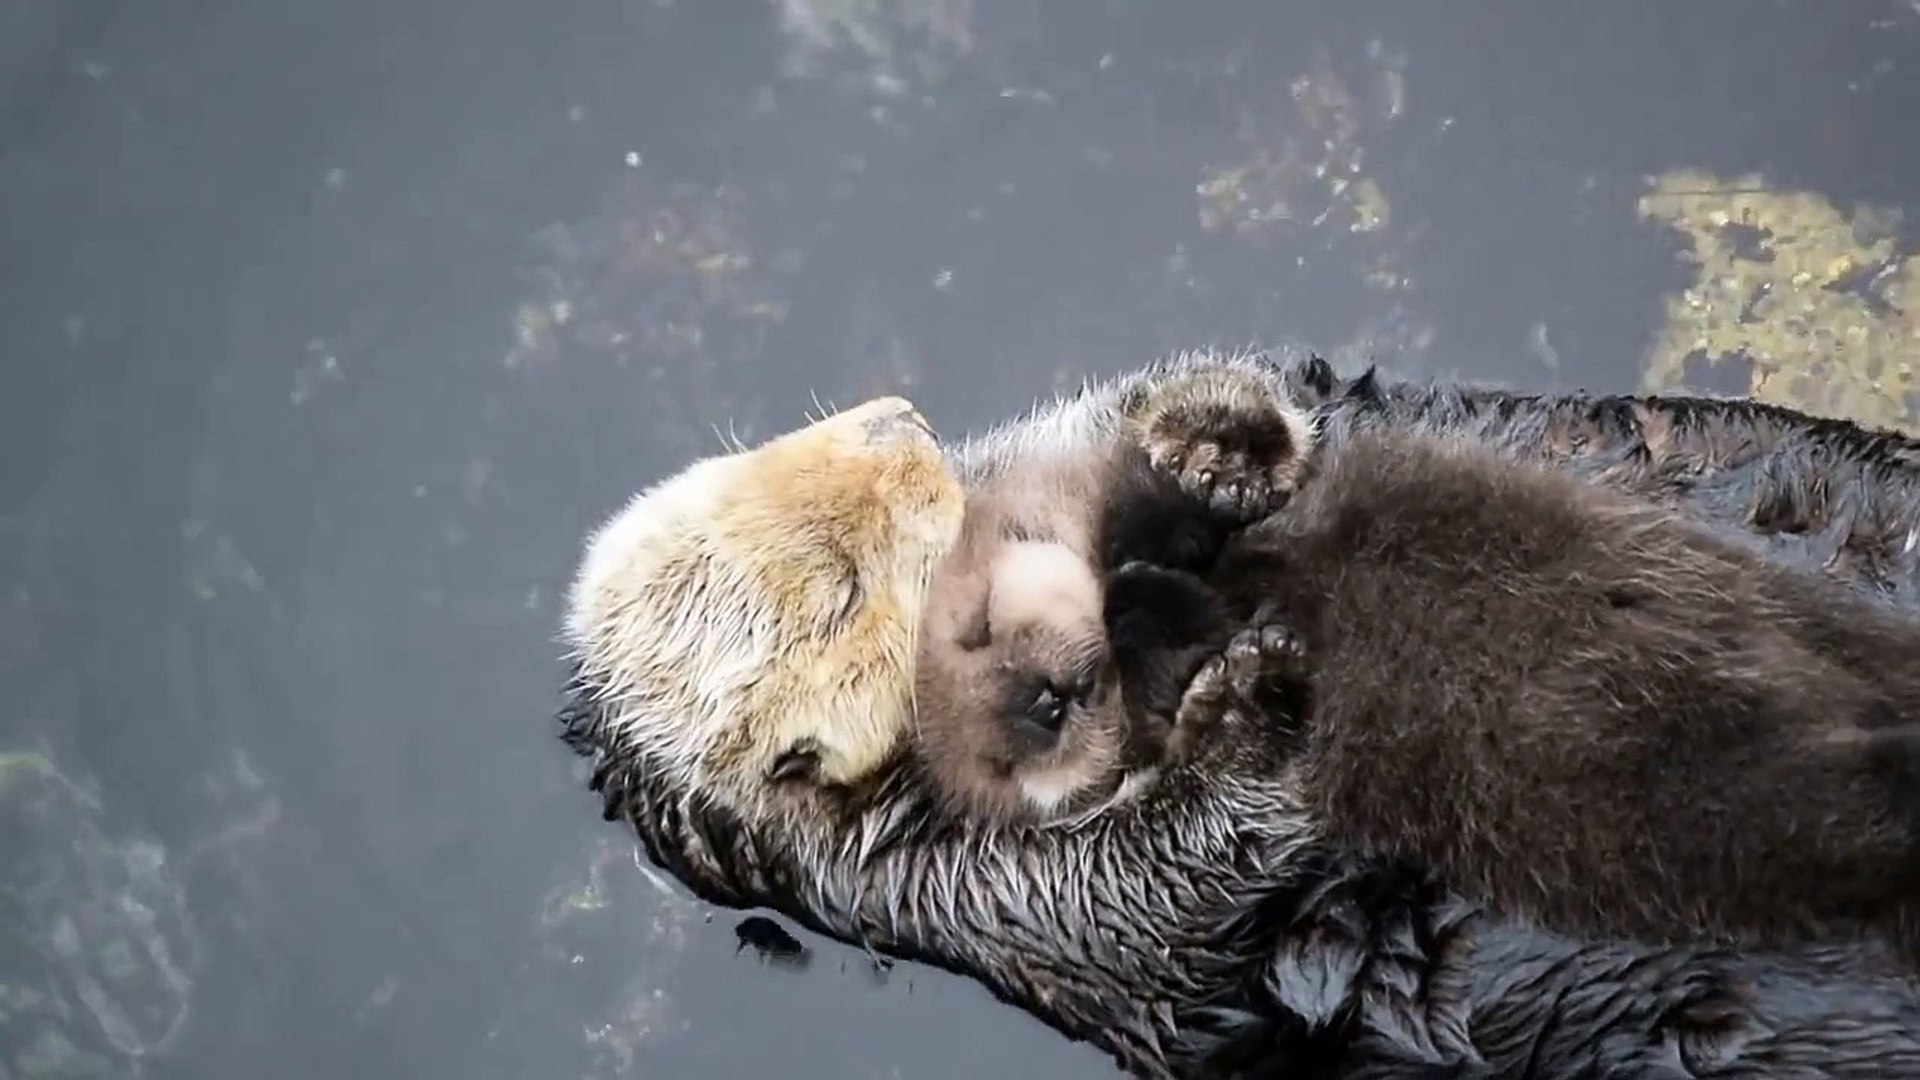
[1154,425,1920,955]
[908,364,1310,823]
[908,528,1152,823]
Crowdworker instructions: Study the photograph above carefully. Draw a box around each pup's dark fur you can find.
[1150,423,1920,956]
[1098,443,1258,734]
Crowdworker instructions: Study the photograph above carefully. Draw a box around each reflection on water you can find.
[3,1,1918,1076]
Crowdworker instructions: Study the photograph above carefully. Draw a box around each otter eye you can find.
[768,748,822,785]
[814,551,864,634]
[1026,685,1070,733]
[830,576,864,629]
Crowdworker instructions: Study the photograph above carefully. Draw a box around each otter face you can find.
[562,396,965,818]
[913,537,1155,824]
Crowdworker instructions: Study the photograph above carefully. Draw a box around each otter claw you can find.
[1216,619,1306,699]
[1260,624,1303,661]
[1144,411,1301,524]
[1224,629,1265,665]
[1173,655,1233,730]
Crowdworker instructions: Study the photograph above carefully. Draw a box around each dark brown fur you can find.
[1168,426,1920,955]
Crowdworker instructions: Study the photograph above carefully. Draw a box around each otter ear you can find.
[1343,364,1381,403]
[1300,353,1336,398]
[768,746,823,785]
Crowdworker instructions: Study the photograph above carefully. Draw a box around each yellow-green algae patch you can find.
[1196,48,1401,243]
[0,750,55,796]
[1638,168,1920,433]
[1194,44,1432,371]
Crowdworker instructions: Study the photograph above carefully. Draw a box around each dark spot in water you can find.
[734,915,811,969]
[1679,348,1757,398]
[1715,221,1775,263]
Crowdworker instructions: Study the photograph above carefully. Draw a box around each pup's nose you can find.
[850,396,937,446]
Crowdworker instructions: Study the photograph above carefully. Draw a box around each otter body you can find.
[1153,425,1920,956]
[560,350,1920,1079]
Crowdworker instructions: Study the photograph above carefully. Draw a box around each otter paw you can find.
[1134,369,1313,524]
[1171,619,1300,727]
[1223,618,1306,696]
[1172,653,1235,732]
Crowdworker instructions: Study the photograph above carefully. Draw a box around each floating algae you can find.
[1194,43,1432,371]
[505,180,791,378]
[1196,46,1404,244]
[0,750,55,795]
[1638,168,1920,433]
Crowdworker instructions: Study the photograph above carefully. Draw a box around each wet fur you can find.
[560,350,1920,1079]
[1152,425,1920,957]
[597,693,1920,1080]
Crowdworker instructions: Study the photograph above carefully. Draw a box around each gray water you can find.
[4,1,1919,1076]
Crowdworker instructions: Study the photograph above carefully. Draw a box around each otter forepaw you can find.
[1223,617,1306,695]
[1134,368,1312,524]
[1172,653,1234,731]
[1173,616,1305,730]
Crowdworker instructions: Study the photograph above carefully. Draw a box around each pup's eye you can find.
[1026,685,1071,733]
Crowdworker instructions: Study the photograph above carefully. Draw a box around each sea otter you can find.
[558,350,1920,1078]
[909,371,1920,956]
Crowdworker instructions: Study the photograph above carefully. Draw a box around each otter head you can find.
[913,533,1160,824]
[560,396,965,821]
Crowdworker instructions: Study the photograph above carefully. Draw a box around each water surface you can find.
[4,1,1919,1075]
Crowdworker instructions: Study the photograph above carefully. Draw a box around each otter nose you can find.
[856,398,938,447]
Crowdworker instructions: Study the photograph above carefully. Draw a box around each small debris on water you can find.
[733,915,811,969]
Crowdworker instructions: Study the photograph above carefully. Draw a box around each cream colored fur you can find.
[562,397,965,816]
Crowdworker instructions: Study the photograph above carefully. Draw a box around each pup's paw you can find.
[1133,367,1313,523]
[1172,614,1306,731]
[1223,615,1307,699]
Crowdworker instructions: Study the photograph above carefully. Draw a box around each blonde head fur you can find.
[561,396,965,816]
